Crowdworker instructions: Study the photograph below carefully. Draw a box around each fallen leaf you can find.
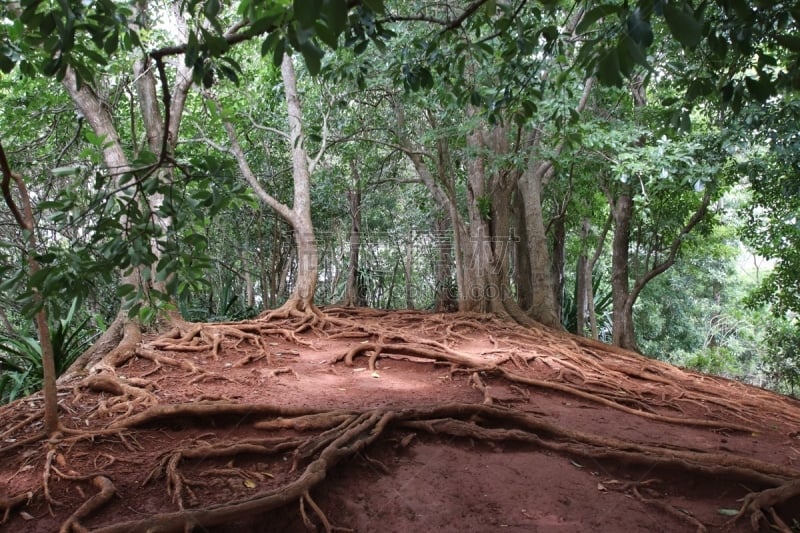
[19,511,34,520]
[570,460,583,468]
[371,372,381,378]
[243,479,256,489]
[597,483,606,491]
[717,508,739,516]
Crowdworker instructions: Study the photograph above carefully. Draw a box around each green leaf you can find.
[627,8,653,47]
[201,28,230,55]
[261,31,282,57]
[185,30,199,68]
[744,76,774,102]
[299,39,323,75]
[0,53,14,73]
[134,149,158,165]
[273,37,286,67]
[250,13,283,35]
[51,165,81,177]
[294,0,322,28]
[204,0,220,19]
[127,29,142,49]
[39,12,57,36]
[686,77,713,101]
[617,35,647,76]
[663,3,703,48]
[315,22,339,49]
[470,90,483,106]
[775,34,800,52]
[323,0,347,36]
[596,48,623,86]
[104,30,119,55]
[42,56,61,76]
[81,48,108,66]
[576,5,621,35]
[117,283,136,298]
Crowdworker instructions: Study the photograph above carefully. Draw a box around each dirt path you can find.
[1,309,799,532]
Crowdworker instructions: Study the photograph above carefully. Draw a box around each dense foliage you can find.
[1,0,799,401]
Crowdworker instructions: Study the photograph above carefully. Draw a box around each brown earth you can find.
[1,307,799,533]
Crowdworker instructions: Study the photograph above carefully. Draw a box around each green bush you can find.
[674,347,743,377]
[761,319,800,397]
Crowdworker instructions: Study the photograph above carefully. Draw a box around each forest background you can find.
[0,0,799,406]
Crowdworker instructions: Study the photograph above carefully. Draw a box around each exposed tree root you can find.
[731,479,800,532]
[75,374,157,420]
[258,297,326,333]
[43,447,65,507]
[87,408,392,532]
[58,476,115,533]
[333,340,759,433]
[300,490,353,533]
[0,411,41,441]
[0,491,33,523]
[45,400,793,531]
[631,486,708,533]
[4,308,799,532]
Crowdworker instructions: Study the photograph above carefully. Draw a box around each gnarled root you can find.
[731,478,800,532]
[1,491,33,524]
[58,476,115,533]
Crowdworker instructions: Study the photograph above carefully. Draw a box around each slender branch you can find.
[153,56,172,165]
[308,108,329,174]
[590,213,612,269]
[204,94,294,224]
[628,190,712,306]
[0,143,25,228]
[55,117,84,168]
[244,112,291,140]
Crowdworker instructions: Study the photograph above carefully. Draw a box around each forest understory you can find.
[1,308,799,533]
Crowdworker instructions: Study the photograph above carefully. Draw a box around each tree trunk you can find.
[394,101,534,324]
[463,127,504,315]
[432,213,456,312]
[518,165,561,328]
[574,219,590,336]
[588,214,611,340]
[610,192,636,349]
[61,3,195,375]
[575,254,587,335]
[217,54,320,313]
[550,213,567,324]
[404,238,415,309]
[0,158,60,434]
[512,187,533,312]
[343,162,365,307]
[281,54,317,309]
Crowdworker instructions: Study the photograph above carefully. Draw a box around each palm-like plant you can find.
[0,299,96,404]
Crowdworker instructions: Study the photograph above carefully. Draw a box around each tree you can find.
[214,53,322,318]
[0,144,61,433]
[739,95,800,317]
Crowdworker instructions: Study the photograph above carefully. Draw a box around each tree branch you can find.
[205,95,295,224]
[628,190,712,307]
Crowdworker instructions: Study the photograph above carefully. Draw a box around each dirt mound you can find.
[1,308,799,532]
